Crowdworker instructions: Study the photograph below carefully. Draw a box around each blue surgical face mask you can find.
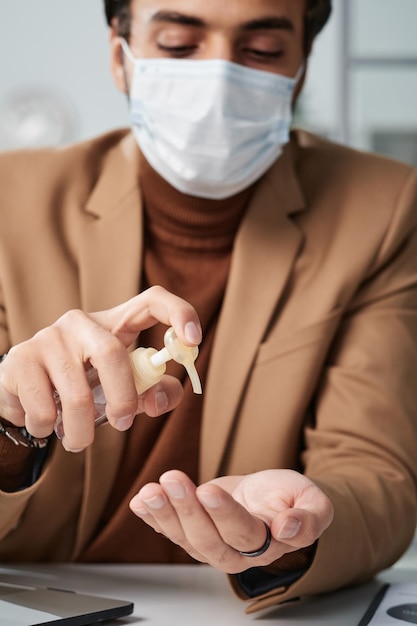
[122,40,303,200]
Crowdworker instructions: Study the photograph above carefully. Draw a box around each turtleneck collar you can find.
[138,152,257,252]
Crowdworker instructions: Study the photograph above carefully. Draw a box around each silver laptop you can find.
[0,580,134,625]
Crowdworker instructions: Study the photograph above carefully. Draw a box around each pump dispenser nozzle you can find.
[54,327,201,439]
[129,326,202,395]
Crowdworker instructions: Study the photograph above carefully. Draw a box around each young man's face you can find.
[110,0,307,92]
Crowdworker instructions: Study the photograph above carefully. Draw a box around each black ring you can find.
[238,522,272,558]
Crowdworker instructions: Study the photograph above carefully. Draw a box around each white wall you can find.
[0,0,127,149]
[300,0,417,163]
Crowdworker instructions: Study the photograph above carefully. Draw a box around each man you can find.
[0,0,417,614]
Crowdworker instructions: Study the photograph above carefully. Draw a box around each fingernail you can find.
[184,321,202,344]
[163,480,185,499]
[130,498,148,516]
[197,491,220,508]
[63,445,84,454]
[116,414,134,430]
[155,391,168,414]
[277,517,301,540]
[62,438,84,454]
[143,495,166,510]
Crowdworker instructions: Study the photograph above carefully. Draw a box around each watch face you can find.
[0,87,78,150]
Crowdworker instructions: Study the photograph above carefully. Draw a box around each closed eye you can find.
[243,47,283,59]
[157,44,198,58]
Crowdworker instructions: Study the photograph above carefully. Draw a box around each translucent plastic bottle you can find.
[54,327,201,439]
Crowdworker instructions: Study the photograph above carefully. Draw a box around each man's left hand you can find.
[129,469,334,573]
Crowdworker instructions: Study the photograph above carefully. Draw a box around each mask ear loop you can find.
[294,64,305,83]
[118,37,134,100]
[289,65,305,110]
[119,37,136,63]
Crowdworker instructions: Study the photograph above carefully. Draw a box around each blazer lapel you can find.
[79,133,144,312]
[200,141,306,482]
[73,133,144,556]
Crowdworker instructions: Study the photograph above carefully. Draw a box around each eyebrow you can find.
[149,11,205,27]
[242,17,295,32]
[149,11,295,33]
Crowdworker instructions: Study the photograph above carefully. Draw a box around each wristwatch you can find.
[0,420,50,449]
[0,353,50,449]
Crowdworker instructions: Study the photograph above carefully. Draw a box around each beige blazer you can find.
[0,129,417,613]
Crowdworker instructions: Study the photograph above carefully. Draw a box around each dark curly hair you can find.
[104,0,332,51]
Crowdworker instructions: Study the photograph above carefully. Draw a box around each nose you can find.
[203,34,237,63]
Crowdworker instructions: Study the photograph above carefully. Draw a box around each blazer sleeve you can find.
[231,168,417,613]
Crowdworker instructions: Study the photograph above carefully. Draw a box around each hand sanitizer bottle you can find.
[54,327,201,439]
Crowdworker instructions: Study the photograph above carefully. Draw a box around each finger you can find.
[0,385,26,426]
[0,351,26,424]
[270,481,334,548]
[160,470,256,573]
[271,502,333,549]
[137,376,184,417]
[43,359,96,451]
[90,286,202,348]
[0,342,58,437]
[0,348,34,426]
[129,480,207,563]
[196,481,271,556]
[130,482,169,535]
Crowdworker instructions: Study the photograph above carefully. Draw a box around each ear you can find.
[109,28,129,94]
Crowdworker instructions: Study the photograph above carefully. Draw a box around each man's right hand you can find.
[0,286,202,452]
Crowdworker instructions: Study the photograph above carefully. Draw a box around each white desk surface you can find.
[2,539,417,625]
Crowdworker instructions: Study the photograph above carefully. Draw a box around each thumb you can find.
[271,504,333,549]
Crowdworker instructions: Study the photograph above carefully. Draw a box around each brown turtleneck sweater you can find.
[79,156,254,562]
